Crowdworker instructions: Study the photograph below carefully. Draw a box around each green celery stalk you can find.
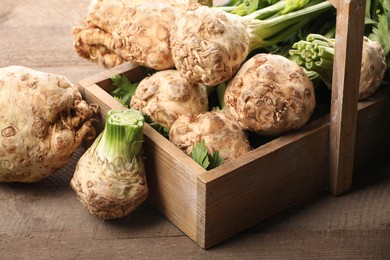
[289,33,335,86]
[92,109,144,164]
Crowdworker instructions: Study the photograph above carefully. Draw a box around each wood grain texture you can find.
[354,88,390,171]
[0,0,104,83]
[198,118,329,248]
[329,0,366,196]
[1,0,390,258]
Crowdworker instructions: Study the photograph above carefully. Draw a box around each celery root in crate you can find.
[73,2,184,70]
[71,109,148,219]
[0,66,96,183]
[170,0,334,86]
[130,70,209,130]
[169,111,251,167]
[224,53,316,136]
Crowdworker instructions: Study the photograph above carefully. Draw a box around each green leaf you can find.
[208,150,225,170]
[281,0,310,15]
[369,12,390,56]
[112,96,129,108]
[142,114,169,138]
[111,75,137,92]
[216,83,227,110]
[192,140,210,169]
[110,75,138,105]
[192,139,225,170]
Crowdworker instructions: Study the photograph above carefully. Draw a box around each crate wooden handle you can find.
[328,0,366,196]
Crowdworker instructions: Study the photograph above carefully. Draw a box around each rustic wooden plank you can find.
[0,0,101,77]
[1,0,90,27]
[328,0,366,196]
[1,229,389,259]
[0,27,93,68]
[1,163,389,258]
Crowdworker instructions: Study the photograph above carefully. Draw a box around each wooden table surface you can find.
[1,1,389,259]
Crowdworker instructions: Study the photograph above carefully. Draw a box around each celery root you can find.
[71,109,147,219]
[73,2,184,70]
[130,70,208,130]
[88,0,197,13]
[169,111,251,162]
[73,2,127,68]
[113,3,183,70]
[225,53,316,136]
[0,66,96,182]
[170,0,333,86]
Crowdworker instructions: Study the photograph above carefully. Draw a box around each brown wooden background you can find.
[0,0,389,258]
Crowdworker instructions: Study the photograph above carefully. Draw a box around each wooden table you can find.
[1,1,389,259]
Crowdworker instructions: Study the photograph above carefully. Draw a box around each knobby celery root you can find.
[170,1,333,86]
[225,53,316,136]
[0,66,96,182]
[71,109,148,219]
[359,37,387,99]
[113,3,184,70]
[73,2,185,70]
[130,70,208,130]
[88,0,198,13]
[169,111,251,162]
[73,2,127,67]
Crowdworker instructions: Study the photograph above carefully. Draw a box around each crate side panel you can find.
[202,124,329,248]
[354,88,390,171]
[143,132,200,240]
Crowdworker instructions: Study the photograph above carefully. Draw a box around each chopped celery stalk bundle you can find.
[289,34,335,85]
[289,34,387,100]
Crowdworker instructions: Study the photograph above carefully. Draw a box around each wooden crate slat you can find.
[328,0,366,196]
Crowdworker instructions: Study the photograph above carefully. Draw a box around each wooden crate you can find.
[76,0,390,248]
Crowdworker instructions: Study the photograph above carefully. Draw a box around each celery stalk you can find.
[289,33,335,85]
[245,0,333,49]
[92,109,144,163]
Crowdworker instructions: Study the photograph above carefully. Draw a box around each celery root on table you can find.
[0,66,96,182]
[71,109,148,220]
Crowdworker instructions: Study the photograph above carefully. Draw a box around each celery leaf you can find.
[192,140,224,170]
[192,140,210,169]
[208,151,225,170]
[110,75,138,105]
[143,114,169,138]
